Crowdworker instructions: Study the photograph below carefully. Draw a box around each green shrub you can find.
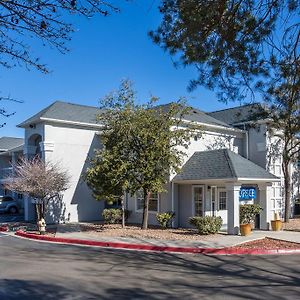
[156,212,175,229]
[189,216,223,235]
[240,204,262,225]
[102,208,131,224]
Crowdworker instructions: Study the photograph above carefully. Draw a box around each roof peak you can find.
[209,102,262,114]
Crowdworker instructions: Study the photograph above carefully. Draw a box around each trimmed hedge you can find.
[156,212,175,229]
[189,216,223,235]
[240,204,262,224]
[102,208,131,224]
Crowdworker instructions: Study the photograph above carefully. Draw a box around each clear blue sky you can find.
[0,1,237,138]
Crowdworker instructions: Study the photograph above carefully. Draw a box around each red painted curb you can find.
[0,226,8,232]
[14,230,300,255]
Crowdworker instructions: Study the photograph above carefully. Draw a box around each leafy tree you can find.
[150,0,300,222]
[85,146,130,228]
[150,0,299,102]
[86,80,197,229]
[263,63,300,221]
[5,157,70,229]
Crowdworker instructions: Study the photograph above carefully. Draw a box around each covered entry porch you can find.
[172,149,279,234]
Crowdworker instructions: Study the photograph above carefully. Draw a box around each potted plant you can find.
[240,204,262,236]
[271,212,282,231]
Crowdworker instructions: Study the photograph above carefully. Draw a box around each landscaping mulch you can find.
[232,237,300,250]
[283,218,300,232]
[79,223,221,242]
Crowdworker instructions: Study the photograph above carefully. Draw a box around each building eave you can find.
[18,117,104,129]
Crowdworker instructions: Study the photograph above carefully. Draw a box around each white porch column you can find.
[258,183,271,230]
[226,183,241,235]
[171,182,179,228]
[11,152,16,165]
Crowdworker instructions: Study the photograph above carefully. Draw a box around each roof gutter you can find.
[19,117,104,129]
[172,177,280,184]
[181,118,245,133]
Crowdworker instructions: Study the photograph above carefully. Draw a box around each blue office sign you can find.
[239,187,256,201]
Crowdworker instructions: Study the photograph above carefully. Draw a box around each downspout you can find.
[244,124,249,159]
[171,181,175,228]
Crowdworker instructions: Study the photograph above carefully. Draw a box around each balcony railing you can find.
[0,167,13,180]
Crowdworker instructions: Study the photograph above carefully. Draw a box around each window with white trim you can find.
[270,182,284,215]
[218,191,227,210]
[136,191,159,212]
[193,186,204,216]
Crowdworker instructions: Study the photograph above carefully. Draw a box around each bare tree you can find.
[0,0,120,73]
[0,1,121,125]
[5,157,70,232]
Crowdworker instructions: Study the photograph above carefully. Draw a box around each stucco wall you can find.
[0,155,11,169]
[174,127,245,177]
[43,123,104,223]
[248,124,267,169]
[178,184,193,228]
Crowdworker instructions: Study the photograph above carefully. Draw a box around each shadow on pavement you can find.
[1,237,300,299]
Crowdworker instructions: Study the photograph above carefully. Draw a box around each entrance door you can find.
[193,186,204,216]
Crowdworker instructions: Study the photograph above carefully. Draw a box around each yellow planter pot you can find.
[240,223,252,236]
[271,220,282,231]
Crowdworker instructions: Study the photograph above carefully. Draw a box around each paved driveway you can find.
[0,234,299,299]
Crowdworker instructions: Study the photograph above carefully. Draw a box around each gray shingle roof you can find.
[208,103,267,125]
[18,101,102,127]
[174,149,278,181]
[157,103,234,128]
[19,101,239,130]
[0,137,24,151]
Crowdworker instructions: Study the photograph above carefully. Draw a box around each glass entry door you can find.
[193,186,204,216]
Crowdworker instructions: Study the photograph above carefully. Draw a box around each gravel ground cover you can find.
[232,237,300,250]
[283,218,300,231]
[79,223,221,242]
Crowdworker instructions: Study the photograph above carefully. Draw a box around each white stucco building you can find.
[0,101,299,234]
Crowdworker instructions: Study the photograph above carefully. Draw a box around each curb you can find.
[15,231,300,255]
[0,226,8,232]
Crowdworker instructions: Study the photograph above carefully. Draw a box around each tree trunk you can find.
[121,194,125,228]
[282,161,291,222]
[35,203,41,222]
[141,190,150,230]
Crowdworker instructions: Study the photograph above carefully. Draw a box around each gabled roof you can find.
[0,137,24,152]
[18,100,242,131]
[157,103,236,129]
[173,149,278,181]
[18,101,102,128]
[208,103,267,126]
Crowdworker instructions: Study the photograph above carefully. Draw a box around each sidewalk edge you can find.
[15,230,300,255]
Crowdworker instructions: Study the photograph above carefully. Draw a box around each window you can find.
[193,186,204,216]
[218,191,227,210]
[136,191,159,212]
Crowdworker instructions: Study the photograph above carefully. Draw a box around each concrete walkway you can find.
[53,224,300,249]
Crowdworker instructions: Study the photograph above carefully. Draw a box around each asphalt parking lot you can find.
[0,233,300,300]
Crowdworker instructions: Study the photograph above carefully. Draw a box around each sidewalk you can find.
[53,223,300,249]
